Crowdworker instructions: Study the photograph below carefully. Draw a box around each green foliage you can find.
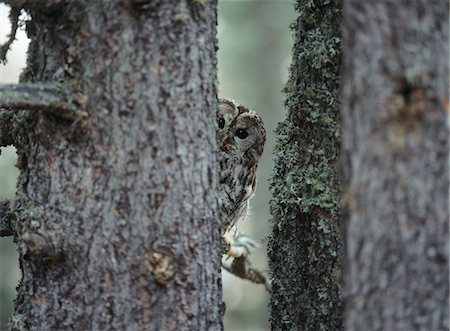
[268,0,342,330]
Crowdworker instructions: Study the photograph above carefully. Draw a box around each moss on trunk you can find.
[268,1,343,330]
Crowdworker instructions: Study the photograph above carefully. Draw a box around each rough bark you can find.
[0,200,15,237]
[341,1,449,330]
[268,0,342,330]
[0,1,222,330]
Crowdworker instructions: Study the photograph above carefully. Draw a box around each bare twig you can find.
[0,200,14,237]
[222,256,272,293]
[0,6,21,64]
[0,83,87,120]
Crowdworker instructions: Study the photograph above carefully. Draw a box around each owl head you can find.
[217,98,266,163]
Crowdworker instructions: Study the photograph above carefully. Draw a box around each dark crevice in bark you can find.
[0,200,15,237]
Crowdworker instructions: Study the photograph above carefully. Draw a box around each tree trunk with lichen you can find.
[268,1,343,330]
[0,1,222,330]
[341,1,449,330]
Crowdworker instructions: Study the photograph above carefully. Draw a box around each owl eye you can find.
[235,128,248,139]
[218,117,225,129]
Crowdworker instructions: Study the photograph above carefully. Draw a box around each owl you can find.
[217,98,266,257]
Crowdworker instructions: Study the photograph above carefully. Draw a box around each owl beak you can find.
[221,134,231,151]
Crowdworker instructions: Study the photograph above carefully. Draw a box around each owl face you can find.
[217,98,266,162]
[217,98,266,235]
[217,98,238,144]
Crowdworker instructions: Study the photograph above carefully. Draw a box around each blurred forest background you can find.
[0,1,295,330]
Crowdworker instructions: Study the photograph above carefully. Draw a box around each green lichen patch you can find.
[268,0,343,330]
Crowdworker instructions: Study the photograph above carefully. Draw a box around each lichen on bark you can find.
[268,0,342,330]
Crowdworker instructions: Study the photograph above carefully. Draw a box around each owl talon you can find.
[225,234,259,258]
[234,234,259,251]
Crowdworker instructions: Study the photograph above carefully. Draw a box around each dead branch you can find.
[0,83,87,120]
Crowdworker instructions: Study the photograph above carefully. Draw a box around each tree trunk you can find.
[0,1,222,330]
[268,1,343,330]
[341,1,449,330]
